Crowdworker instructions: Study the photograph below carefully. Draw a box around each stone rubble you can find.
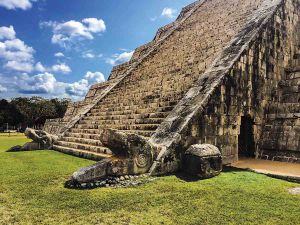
[65,174,153,189]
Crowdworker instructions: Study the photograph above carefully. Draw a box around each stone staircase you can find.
[52,0,280,161]
[53,84,183,160]
[261,42,300,161]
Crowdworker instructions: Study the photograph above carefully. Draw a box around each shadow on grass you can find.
[175,166,249,182]
[175,172,201,182]
[223,166,248,172]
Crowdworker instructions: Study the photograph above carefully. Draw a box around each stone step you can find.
[52,145,112,161]
[79,117,164,125]
[56,140,112,155]
[286,71,300,80]
[69,128,99,134]
[265,113,300,120]
[92,101,178,112]
[89,106,174,115]
[120,130,155,137]
[96,94,183,105]
[74,124,99,129]
[263,125,300,133]
[281,85,299,94]
[64,132,101,140]
[61,136,103,146]
[75,123,159,131]
[279,77,300,87]
[266,103,300,114]
[285,66,300,73]
[281,93,300,103]
[86,111,169,119]
[288,58,300,68]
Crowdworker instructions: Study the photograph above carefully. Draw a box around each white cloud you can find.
[3,69,105,99]
[4,61,33,72]
[0,38,35,63]
[39,21,57,29]
[52,63,71,74]
[106,50,134,66]
[0,26,16,40]
[0,26,35,73]
[16,72,56,94]
[41,18,106,48]
[0,0,36,10]
[35,62,46,72]
[0,84,7,93]
[82,18,106,33]
[82,52,95,59]
[161,7,177,18]
[54,52,64,57]
[4,38,34,53]
[65,79,89,97]
[65,71,105,97]
[84,71,105,83]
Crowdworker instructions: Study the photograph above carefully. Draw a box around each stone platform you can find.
[231,158,300,183]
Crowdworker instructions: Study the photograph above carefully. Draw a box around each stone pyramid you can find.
[44,0,300,180]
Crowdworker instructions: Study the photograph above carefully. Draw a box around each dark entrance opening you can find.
[238,116,255,158]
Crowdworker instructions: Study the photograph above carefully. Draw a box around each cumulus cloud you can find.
[84,71,105,83]
[17,72,56,94]
[82,18,106,33]
[4,60,33,72]
[35,62,46,72]
[161,7,177,18]
[0,37,35,62]
[66,71,105,97]
[51,63,71,74]
[106,50,134,66]
[0,25,16,40]
[5,69,105,98]
[0,84,7,93]
[0,0,37,10]
[65,79,89,97]
[35,62,71,74]
[0,26,35,72]
[54,52,64,57]
[41,18,106,48]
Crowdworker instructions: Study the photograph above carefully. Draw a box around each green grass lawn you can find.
[0,134,299,225]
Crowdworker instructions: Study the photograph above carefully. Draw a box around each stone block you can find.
[183,144,222,179]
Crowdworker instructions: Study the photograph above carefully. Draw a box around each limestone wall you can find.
[149,0,299,174]
[190,0,299,163]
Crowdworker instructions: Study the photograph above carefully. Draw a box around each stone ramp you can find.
[53,0,273,160]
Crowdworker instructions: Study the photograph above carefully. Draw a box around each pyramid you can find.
[44,0,300,180]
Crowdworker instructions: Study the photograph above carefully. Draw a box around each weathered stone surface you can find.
[7,142,41,152]
[183,144,222,179]
[70,129,155,183]
[21,142,42,151]
[39,0,300,183]
[100,129,154,174]
[66,174,151,189]
[24,128,57,149]
[8,129,57,152]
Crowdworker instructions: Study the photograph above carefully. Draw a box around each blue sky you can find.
[0,0,195,100]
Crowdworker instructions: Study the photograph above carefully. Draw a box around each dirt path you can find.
[231,158,300,178]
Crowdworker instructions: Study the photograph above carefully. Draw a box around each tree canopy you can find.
[0,97,70,130]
